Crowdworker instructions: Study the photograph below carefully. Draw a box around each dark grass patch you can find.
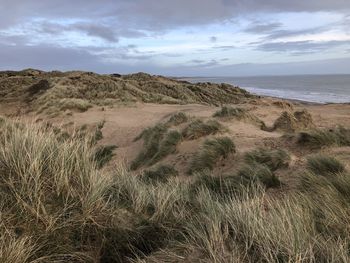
[142,165,179,184]
[297,127,350,149]
[244,148,290,171]
[213,106,248,119]
[166,112,189,127]
[93,145,118,168]
[307,154,345,176]
[188,137,235,174]
[190,173,241,199]
[237,162,281,188]
[27,79,51,97]
[131,125,181,170]
[182,119,223,140]
[149,130,182,165]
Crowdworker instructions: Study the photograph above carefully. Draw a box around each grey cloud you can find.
[256,40,350,54]
[0,44,102,71]
[210,36,218,43]
[35,20,147,42]
[212,45,236,51]
[189,59,219,67]
[245,22,282,34]
[1,41,349,76]
[190,59,205,64]
[37,21,121,42]
[1,0,350,32]
[72,23,119,42]
[0,42,166,73]
[265,27,328,40]
[245,20,331,40]
[0,34,29,45]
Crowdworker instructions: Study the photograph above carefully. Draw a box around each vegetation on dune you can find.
[2,119,350,262]
[297,126,350,148]
[93,144,118,168]
[244,148,290,171]
[182,119,223,140]
[131,124,167,170]
[213,106,248,119]
[149,130,182,165]
[142,165,179,184]
[189,137,235,174]
[237,162,281,188]
[131,124,182,170]
[307,154,345,176]
[165,112,189,127]
[0,70,254,114]
[272,109,314,132]
[39,98,92,115]
[213,106,265,128]
[190,173,242,199]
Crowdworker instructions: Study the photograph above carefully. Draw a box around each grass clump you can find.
[190,173,241,199]
[237,162,281,188]
[142,165,179,184]
[189,137,235,174]
[165,112,189,126]
[92,120,105,143]
[131,124,167,170]
[58,98,92,112]
[298,126,350,148]
[213,106,248,119]
[93,144,118,168]
[131,125,182,169]
[0,120,141,262]
[182,119,223,140]
[245,148,290,171]
[4,118,350,262]
[307,154,345,176]
[149,130,182,165]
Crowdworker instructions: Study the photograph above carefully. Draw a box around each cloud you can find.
[189,59,219,67]
[244,20,332,41]
[1,0,350,32]
[245,22,282,34]
[212,45,236,51]
[35,21,145,42]
[256,40,350,54]
[264,27,329,40]
[0,43,102,70]
[0,0,350,75]
[210,36,218,43]
[1,41,349,77]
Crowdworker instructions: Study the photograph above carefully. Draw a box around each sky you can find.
[0,0,350,76]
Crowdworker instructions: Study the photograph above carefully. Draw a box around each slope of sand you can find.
[1,70,350,190]
[33,97,349,188]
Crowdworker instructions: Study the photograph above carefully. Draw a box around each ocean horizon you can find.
[182,74,350,104]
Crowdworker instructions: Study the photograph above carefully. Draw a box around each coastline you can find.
[180,75,350,105]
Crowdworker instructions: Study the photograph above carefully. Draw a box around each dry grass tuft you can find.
[272,109,314,132]
[132,125,182,170]
[298,126,350,148]
[2,118,350,262]
[307,154,345,176]
[244,148,290,171]
[182,119,223,140]
[189,137,235,174]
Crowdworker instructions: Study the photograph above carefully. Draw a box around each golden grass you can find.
[0,70,254,115]
[2,118,350,262]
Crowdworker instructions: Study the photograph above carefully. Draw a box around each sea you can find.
[182,75,350,104]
